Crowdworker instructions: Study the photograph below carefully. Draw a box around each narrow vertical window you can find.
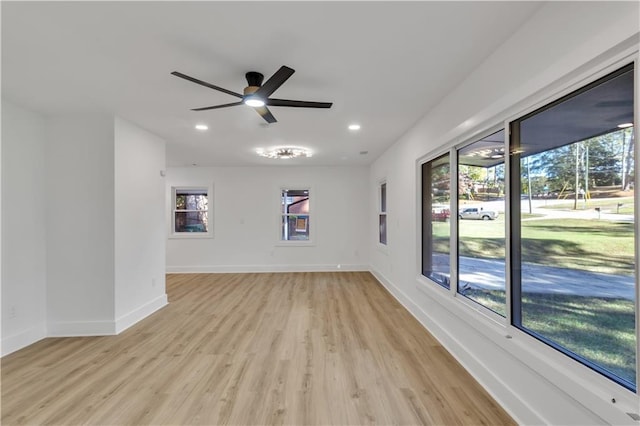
[457,130,506,315]
[172,186,213,237]
[510,64,636,390]
[422,153,451,288]
[281,189,310,241]
[379,182,387,245]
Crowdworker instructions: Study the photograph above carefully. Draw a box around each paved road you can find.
[433,255,635,300]
[459,256,634,300]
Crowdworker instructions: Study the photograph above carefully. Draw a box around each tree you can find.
[526,128,633,198]
[621,127,635,190]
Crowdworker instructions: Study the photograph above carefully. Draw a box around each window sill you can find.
[275,240,315,247]
[169,233,214,240]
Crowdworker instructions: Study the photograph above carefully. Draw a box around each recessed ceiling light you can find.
[195,124,208,131]
[348,124,361,131]
[618,122,633,128]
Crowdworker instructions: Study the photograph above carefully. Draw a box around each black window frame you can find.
[509,63,636,391]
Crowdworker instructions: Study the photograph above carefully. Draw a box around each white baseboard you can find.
[115,294,168,334]
[1,324,47,356]
[47,295,169,337]
[166,264,369,274]
[47,320,117,337]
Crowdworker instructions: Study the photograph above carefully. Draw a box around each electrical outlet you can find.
[9,305,16,319]
[151,278,156,288]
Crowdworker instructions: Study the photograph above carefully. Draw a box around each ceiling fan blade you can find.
[191,101,243,111]
[266,99,333,108]
[171,71,243,99]
[254,66,295,98]
[254,106,277,123]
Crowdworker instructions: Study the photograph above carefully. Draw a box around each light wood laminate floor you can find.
[2,272,514,425]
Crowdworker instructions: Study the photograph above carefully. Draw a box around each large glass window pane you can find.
[422,153,451,288]
[458,130,506,316]
[281,189,310,241]
[510,64,636,390]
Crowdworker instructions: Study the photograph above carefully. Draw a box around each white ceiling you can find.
[1,1,543,167]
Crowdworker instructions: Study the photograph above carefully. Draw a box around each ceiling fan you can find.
[171,65,332,123]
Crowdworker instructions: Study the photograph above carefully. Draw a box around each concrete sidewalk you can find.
[457,256,635,300]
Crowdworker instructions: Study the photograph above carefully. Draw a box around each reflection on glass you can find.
[175,211,208,233]
[457,129,506,316]
[512,64,636,389]
[422,153,451,288]
[379,214,387,245]
[176,193,208,211]
[281,215,309,241]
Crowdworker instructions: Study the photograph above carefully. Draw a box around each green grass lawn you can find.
[434,216,635,275]
[520,219,634,275]
[465,289,636,386]
[539,197,634,214]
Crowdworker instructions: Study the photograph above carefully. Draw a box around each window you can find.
[422,153,451,288]
[379,182,387,245]
[458,129,506,316]
[281,189,310,241]
[171,186,212,237]
[510,64,636,390]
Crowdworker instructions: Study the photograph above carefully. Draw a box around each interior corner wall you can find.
[166,165,369,273]
[1,100,47,355]
[369,2,638,425]
[45,115,116,336]
[114,117,167,333]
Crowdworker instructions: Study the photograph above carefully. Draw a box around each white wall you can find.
[45,116,116,335]
[369,2,639,425]
[166,166,368,272]
[114,117,167,332]
[1,100,47,355]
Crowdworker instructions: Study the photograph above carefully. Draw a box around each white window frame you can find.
[277,187,313,246]
[170,184,214,239]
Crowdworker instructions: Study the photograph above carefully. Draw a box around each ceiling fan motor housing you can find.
[245,71,264,87]
[244,72,264,96]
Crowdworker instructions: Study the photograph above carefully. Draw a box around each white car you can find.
[459,207,499,220]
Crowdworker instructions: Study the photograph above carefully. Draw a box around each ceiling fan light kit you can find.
[171,66,333,123]
[244,97,265,107]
